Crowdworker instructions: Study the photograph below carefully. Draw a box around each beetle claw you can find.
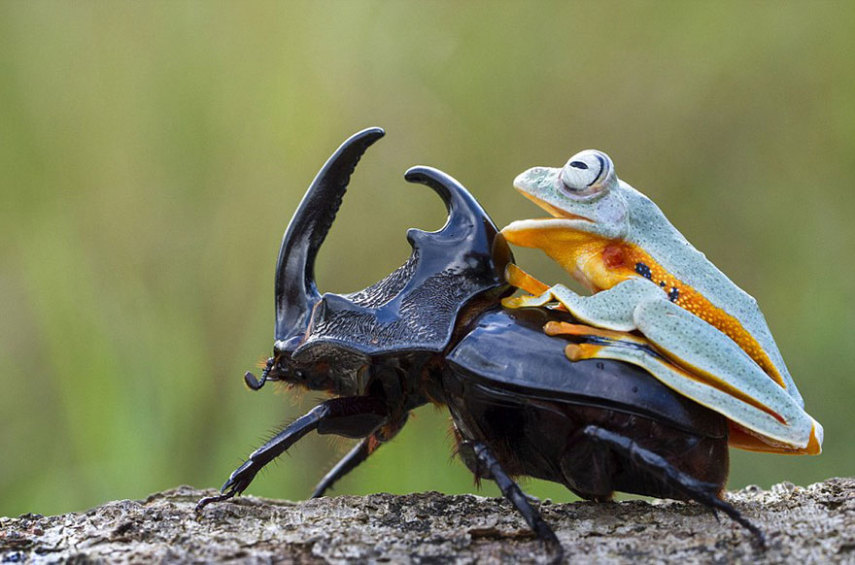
[194,489,238,513]
[710,507,721,523]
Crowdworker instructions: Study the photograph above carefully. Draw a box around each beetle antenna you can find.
[244,370,266,390]
[245,358,274,391]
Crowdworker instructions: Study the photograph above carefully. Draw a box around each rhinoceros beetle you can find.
[196,128,763,558]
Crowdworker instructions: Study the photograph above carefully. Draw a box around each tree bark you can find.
[1,478,852,563]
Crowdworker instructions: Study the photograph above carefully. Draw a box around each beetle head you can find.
[246,127,511,398]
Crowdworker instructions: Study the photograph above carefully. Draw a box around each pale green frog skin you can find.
[501,150,822,455]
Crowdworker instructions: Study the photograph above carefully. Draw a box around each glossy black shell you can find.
[447,307,726,440]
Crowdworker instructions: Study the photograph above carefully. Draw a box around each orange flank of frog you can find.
[500,223,786,390]
[597,242,786,389]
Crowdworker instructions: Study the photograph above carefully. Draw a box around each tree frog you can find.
[501,149,822,455]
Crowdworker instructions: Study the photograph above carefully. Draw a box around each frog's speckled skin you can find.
[501,150,822,454]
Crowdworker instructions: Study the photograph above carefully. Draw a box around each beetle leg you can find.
[466,441,563,561]
[581,425,766,547]
[195,395,388,512]
[310,437,373,499]
[311,412,410,498]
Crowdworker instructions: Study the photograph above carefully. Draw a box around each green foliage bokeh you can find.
[1,2,853,517]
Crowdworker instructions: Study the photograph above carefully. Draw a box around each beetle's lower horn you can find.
[274,127,385,343]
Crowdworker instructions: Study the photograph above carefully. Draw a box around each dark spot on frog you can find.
[668,287,680,302]
[659,281,666,287]
[570,161,588,170]
[635,262,652,280]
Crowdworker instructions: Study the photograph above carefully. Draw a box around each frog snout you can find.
[513,166,553,193]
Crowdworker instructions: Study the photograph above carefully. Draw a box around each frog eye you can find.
[559,150,615,198]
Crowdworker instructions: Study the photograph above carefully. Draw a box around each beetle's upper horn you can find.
[274,127,385,343]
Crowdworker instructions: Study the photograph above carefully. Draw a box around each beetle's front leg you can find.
[311,412,409,498]
[503,276,662,332]
[195,395,388,512]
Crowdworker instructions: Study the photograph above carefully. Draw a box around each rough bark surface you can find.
[1,478,852,564]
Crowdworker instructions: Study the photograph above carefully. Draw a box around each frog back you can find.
[619,187,801,403]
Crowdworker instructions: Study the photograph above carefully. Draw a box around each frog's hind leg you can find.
[549,324,803,451]
[546,301,819,453]
[545,320,694,383]
[632,299,819,453]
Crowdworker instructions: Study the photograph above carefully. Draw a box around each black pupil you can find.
[570,161,588,170]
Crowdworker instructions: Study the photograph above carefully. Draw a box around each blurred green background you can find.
[1,2,853,518]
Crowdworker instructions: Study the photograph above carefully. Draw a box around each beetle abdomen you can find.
[444,367,729,501]
[444,305,730,500]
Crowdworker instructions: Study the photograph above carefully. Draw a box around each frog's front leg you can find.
[505,263,551,297]
[503,277,663,332]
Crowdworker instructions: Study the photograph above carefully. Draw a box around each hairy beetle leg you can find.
[310,437,374,499]
[196,395,389,513]
[582,425,766,548]
[467,441,563,562]
[312,412,410,499]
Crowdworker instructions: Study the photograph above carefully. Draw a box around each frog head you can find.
[507,149,628,241]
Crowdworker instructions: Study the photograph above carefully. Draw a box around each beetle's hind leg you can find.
[196,395,389,512]
[581,425,766,547]
[461,440,563,562]
[311,412,410,498]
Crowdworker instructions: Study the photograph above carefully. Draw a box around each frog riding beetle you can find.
[196,128,764,559]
